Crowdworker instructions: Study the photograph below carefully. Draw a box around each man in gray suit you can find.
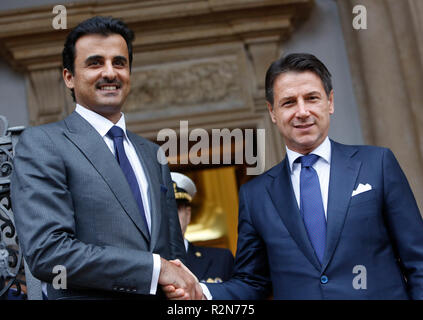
[10,16,201,300]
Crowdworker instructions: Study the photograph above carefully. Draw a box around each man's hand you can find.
[159,258,203,300]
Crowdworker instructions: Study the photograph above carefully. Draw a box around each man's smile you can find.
[96,83,121,91]
[293,123,315,130]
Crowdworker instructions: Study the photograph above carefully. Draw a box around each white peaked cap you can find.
[170,172,197,200]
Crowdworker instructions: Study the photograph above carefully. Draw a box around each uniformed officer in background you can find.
[171,172,234,283]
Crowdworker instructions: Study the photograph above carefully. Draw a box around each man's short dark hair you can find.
[265,53,332,106]
[62,16,134,100]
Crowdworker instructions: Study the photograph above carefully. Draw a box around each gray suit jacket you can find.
[10,111,186,300]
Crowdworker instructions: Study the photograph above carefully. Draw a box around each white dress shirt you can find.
[184,238,189,253]
[75,104,161,295]
[286,136,331,219]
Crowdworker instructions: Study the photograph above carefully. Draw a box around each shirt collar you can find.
[75,104,128,139]
[286,136,331,172]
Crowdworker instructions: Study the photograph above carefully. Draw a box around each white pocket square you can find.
[352,183,372,197]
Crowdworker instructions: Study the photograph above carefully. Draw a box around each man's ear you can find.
[267,101,277,124]
[63,68,74,90]
[328,90,334,114]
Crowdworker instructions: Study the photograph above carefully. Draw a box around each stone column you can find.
[26,68,72,126]
[337,0,423,211]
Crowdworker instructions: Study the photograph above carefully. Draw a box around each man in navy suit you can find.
[166,53,423,300]
[171,172,234,284]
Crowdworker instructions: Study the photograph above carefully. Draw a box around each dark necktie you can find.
[107,126,150,239]
[299,154,326,264]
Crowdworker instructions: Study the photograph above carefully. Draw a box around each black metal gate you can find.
[0,115,26,299]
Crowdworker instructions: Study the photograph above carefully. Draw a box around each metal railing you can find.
[0,115,26,299]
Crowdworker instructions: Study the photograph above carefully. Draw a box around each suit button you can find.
[320,275,328,284]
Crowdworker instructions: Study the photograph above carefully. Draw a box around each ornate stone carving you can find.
[124,58,242,113]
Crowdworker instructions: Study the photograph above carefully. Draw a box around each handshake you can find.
[159,257,205,300]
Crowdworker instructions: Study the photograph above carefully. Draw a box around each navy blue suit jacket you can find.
[186,242,234,283]
[207,140,423,299]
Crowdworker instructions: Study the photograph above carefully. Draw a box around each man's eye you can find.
[89,61,100,66]
[114,60,125,66]
[283,101,294,106]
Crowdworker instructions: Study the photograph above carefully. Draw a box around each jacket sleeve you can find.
[11,127,156,295]
[207,185,272,299]
[382,148,423,299]
[159,149,187,264]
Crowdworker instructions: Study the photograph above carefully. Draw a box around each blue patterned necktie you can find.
[107,126,150,239]
[299,154,326,264]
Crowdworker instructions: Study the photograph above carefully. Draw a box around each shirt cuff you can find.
[200,283,212,300]
[150,253,161,295]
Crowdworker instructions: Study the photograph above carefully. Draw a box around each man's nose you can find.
[101,61,117,80]
[296,99,310,117]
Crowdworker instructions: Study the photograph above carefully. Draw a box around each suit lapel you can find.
[127,131,162,251]
[321,141,361,271]
[265,159,322,272]
[63,112,150,242]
